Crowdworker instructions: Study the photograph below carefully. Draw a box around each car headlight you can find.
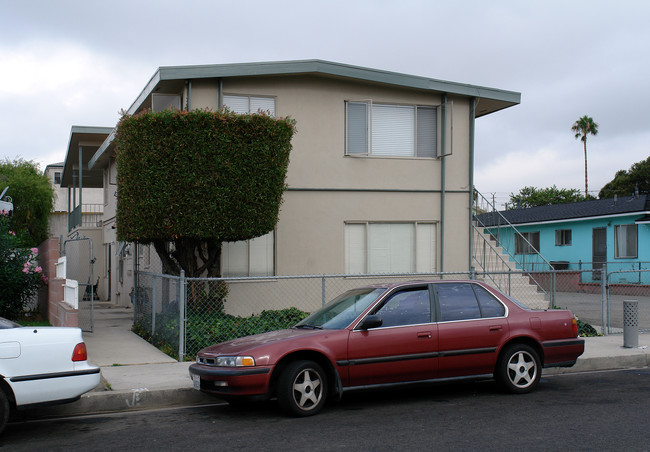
[215,356,256,367]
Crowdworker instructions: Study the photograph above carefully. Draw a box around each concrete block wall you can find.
[38,237,78,327]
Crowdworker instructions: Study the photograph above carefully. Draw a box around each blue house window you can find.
[515,232,540,255]
[555,229,572,246]
[615,224,637,259]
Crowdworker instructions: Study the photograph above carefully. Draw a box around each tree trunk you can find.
[152,238,222,278]
[583,139,588,198]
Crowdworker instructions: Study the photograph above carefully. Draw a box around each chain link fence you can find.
[134,271,475,361]
[133,265,650,361]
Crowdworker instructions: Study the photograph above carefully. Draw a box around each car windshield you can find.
[295,288,385,330]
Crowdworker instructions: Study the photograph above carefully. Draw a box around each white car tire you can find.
[0,389,9,435]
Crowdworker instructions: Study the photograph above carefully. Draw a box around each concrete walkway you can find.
[29,305,650,419]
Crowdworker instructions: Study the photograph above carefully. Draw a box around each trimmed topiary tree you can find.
[115,108,296,278]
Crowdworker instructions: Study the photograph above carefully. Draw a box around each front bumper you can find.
[189,363,272,396]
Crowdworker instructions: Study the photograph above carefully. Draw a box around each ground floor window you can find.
[515,231,540,255]
[345,222,437,274]
[222,231,274,277]
[615,224,637,258]
[555,229,572,246]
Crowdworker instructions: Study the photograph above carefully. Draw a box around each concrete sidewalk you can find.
[29,306,650,419]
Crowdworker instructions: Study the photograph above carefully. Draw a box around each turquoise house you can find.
[477,195,650,285]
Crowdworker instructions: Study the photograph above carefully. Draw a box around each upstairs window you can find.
[555,229,572,246]
[223,95,275,116]
[152,93,181,112]
[346,101,438,158]
[615,224,637,259]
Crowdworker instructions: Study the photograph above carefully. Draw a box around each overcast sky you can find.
[1,0,648,207]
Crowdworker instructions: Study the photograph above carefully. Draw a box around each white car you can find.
[0,317,100,433]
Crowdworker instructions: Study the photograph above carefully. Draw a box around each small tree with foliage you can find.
[509,185,587,209]
[599,156,650,198]
[0,210,47,319]
[115,108,296,279]
[0,158,54,246]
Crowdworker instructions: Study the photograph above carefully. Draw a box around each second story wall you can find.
[189,75,471,193]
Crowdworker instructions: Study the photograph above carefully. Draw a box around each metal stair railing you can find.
[472,190,552,297]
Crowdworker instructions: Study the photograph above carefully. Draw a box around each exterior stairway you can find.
[471,189,555,309]
[472,227,549,309]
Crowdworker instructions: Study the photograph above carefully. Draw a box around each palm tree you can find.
[571,115,599,198]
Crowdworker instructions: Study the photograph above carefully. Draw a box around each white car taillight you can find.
[72,343,88,362]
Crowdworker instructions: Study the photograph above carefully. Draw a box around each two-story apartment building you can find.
[60,60,520,310]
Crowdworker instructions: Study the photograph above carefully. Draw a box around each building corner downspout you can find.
[218,78,223,109]
[440,94,447,272]
[468,98,476,274]
[186,80,192,111]
[78,145,83,211]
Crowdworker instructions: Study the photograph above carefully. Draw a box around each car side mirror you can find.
[358,315,383,330]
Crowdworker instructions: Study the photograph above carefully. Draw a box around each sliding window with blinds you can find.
[222,231,274,277]
[346,101,438,158]
[345,222,437,274]
[223,95,276,116]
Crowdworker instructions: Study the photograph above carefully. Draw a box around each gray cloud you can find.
[1,0,648,204]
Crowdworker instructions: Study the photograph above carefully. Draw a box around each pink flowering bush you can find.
[0,210,46,319]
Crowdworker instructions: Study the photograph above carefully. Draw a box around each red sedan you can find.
[189,280,584,416]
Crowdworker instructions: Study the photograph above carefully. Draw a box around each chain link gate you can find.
[604,267,650,335]
[63,235,96,332]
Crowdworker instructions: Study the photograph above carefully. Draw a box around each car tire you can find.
[496,344,541,394]
[0,389,9,435]
[277,360,328,416]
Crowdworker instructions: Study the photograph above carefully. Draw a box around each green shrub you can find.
[0,211,47,319]
[577,319,599,337]
[133,307,309,361]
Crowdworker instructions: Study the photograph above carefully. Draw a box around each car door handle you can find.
[417,331,432,339]
[489,325,503,331]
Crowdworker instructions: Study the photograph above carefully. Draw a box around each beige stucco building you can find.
[59,60,520,311]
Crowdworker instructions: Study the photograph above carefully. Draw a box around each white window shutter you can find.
[346,102,369,155]
[416,223,436,272]
[249,232,274,276]
[345,224,367,274]
[416,107,437,158]
[250,97,275,116]
[368,223,414,273]
[222,240,248,277]
[372,105,415,157]
[223,95,250,114]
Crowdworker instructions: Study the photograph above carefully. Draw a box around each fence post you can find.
[508,269,511,296]
[550,271,556,309]
[600,264,607,336]
[152,275,157,335]
[321,276,326,307]
[179,270,185,362]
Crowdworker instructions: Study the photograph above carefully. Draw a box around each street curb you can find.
[18,387,218,420]
[15,355,650,421]
[545,354,650,375]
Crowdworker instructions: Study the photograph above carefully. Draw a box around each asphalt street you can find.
[3,368,649,451]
